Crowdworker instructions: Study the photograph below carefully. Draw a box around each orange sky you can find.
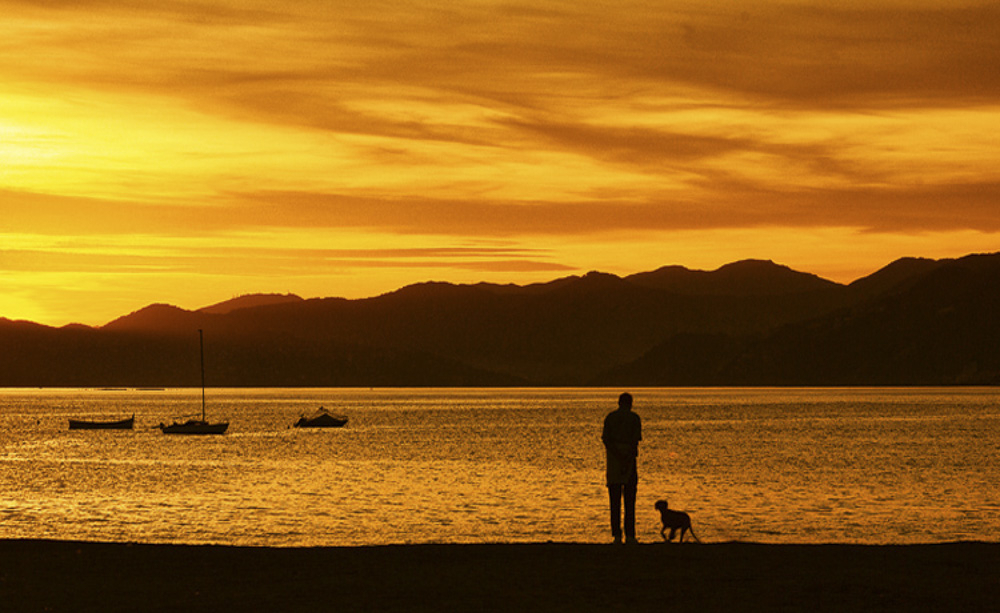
[2,0,999,326]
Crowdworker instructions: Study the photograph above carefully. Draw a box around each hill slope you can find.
[2,254,998,386]
[600,253,1000,385]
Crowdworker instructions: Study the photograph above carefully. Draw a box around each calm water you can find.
[0,388,997,547]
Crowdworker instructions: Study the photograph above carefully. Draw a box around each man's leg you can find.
[608,484,622,542]
[623,480,638,542]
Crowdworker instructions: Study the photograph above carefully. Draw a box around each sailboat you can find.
[158,329,229,435]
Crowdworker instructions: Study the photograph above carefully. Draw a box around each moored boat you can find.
[69,415,135,430]
[159,330,229,436]
[294,407,348,428]
[158,418,228,435]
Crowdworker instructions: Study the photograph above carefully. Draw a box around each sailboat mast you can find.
[199,329,206,421]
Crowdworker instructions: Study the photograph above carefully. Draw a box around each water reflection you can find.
[0,387,998,546]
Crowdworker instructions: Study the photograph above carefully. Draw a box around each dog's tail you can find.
[688,525,702,543]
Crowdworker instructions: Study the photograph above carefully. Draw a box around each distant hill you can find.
[197,293,304,315]
[2,254,999,386]
[600,253,1000,386]
[103,304,196,333]
[845,257,943,298]
[102,294,306,332]
[626,259,839,295]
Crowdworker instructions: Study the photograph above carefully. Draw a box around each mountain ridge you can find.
[2,253,997,386]
[100,258,843,332]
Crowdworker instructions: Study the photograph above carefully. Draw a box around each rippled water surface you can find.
[1,387,997,546]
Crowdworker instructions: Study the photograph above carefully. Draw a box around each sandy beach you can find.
[1,539,997,612]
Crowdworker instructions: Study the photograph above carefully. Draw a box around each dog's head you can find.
[654,500,668,512]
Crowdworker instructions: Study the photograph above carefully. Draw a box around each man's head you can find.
[618,392,633,410]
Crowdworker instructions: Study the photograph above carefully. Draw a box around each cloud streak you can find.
[7,175,999,239]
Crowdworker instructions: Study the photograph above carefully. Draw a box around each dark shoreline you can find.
[2,539,998,612]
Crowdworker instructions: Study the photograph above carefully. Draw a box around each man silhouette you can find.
[602,392,642,544]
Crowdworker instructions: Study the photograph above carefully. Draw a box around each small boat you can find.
[159,330,229,435]
[69,415,135,430]
[159,418,228,435]
[294,407,348,428]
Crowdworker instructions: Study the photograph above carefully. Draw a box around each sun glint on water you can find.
[1,387,997,546]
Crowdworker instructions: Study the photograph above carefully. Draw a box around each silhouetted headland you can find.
[2,539,997,612]
[2,252,1000,387]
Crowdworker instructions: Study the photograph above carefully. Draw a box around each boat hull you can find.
[294,411,348,428]
[294,416,348,428]
[159,420,229,435]
[69,416,135,430]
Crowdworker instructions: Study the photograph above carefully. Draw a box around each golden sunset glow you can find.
[2,0,999,325]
